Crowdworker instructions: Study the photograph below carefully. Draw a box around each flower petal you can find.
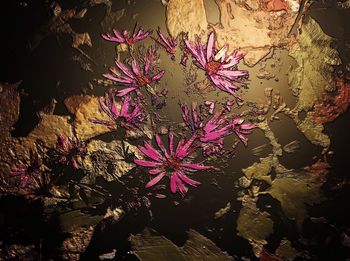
[115,60,135,79]
[134,159,161,168]
[179,163,211,170]
[170,173,178,193]
[144,47,153,75]
[112,29,124,42]
[138,142,163,162]
[120,96,131,117]
[185,39,205,69]
[168,130,174,156]
[103,73,134,84]
[217,69,248,80]
[175,174,187,195]
[145,172,166,188]
[206,32,215,61]
[115,87,138,96]
[175,133,198,160]
[151,70,165,81]
[149,169,163,175]
[131,59,141,76]
[88,118,115,127]
[177,172,201,186]
[156,134,170,159]
[214,45,228,62]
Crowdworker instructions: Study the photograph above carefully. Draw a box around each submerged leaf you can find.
[288,17,341,147]
[237,201,274,257]
[267,171,325,228]
[130,228,234,260]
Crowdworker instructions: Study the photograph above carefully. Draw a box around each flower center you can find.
[136,74,151,86]
[125,36,133,45]
[205,60,222,75]
[123,32,134,45]
[164,156,180,172]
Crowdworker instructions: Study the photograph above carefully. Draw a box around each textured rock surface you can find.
[130,228,234,260]
[166,0,302,65]
[64,95,111,141]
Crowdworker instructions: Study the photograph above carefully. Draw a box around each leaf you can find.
[267,171,325,229]
[83,140,142,182]
[58,210,103,232]
[64,95,111,141]
[237,200,274,257]
[129,228,234,261]
[289,18,341,110]
[275,238,298,261]
[288,17,341,147]
[78,189,90,206]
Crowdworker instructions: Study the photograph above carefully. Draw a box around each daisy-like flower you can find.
[181,102,255,154]
[101,26,152,45]
[56,135,87,169]
[134,131,212,195]
[103,48,165,96]
[181,102,231,143]
[10,150,42,188]
[152,27,177,59]
[89,92,145,129]
[185,32,248,99]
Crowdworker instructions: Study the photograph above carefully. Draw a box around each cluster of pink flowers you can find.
[93,27,254,196]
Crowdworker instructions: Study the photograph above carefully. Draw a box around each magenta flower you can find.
[181,103,231,144]
[89,92,145,130]
[10,150,42,188]
[185,32,248,99]
[231,118,256,146]
[152,27,177,59]
[181,102,255,154]
[101,27,152,45]
[103,48,165,96]
[134,132,212,195]
[56,136,87,169]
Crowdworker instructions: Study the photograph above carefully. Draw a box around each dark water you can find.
[1,0,350,260]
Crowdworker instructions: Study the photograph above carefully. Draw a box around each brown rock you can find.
[64,95,111,140]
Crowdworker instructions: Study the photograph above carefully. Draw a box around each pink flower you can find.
[89,92,145,129]
[101,27,152,45]
[181,102,231,144]
[10,150,52,198]
[181,102,255,154]
[10,150,41,188]
[103,48,165,96]
[56,136,87,169]
[185,32,248,99]
[134,132,212,195]
[152,27,177,59]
